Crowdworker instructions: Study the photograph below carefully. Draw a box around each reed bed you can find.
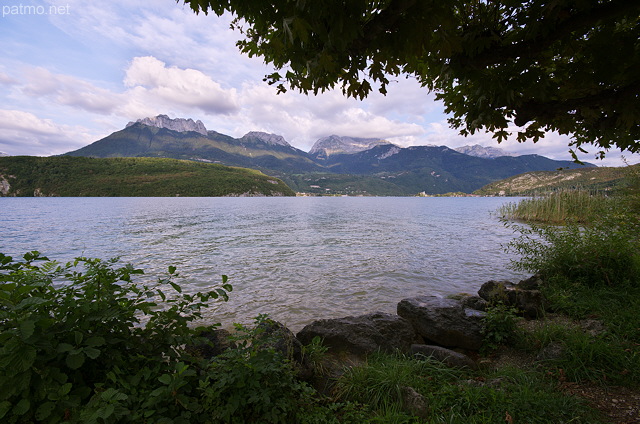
[498,188,614,224]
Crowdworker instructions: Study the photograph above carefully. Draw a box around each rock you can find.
[240,131,291,147]
[186,328,233,359]
[478,279,546,318]
[410,344,478,370]
[309,135,394,158]
[578,319,607,337]
[255,319,314,380]
[460,295,488,312]
[397,296,486,351]
[400,386,429,419]
[255,319,304,361]
[477,280,515,302]
[127,114,208,136]
[296,312,420,356]
[517,274,544,290]
[536,341,565,362]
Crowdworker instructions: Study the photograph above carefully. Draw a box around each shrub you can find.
[481,303,520,353]
[0,251,231,423]
[505,214,640,287]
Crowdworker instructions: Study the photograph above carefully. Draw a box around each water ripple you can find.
[0,197,529,331]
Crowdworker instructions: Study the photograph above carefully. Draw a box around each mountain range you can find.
[65,115,594,195]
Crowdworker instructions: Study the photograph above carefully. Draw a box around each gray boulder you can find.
[397,296,486,350]
[410,344,478,370]
[478,278,546,318]
[296,312,420,356]
[186,328,234,359]
[400,386,430,419]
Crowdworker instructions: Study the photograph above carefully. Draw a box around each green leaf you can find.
[83,347,101,359]
[66,352,85,370]
[85,336,106,347]
[99,404,115,419]
[15,296,47,310]
[57,343,74,353]
[35,402,55,421]
[168,266,177,275]
[169,282,182,293]
[0,401,11,419]
[101,388,128,402]
[19,320,35,340]
[8,345,37,372]
[13,398,30,416]
[59,382,72,396]
[158,374,172,385]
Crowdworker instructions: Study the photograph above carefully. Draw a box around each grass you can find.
[332,353,603,423]
[327,276,640,423]
[496,188,614,224]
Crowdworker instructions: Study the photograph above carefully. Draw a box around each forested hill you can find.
[0,156,295,197]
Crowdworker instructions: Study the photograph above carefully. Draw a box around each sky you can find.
[0,0,637,167]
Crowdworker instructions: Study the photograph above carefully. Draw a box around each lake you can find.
[0,197,528,331]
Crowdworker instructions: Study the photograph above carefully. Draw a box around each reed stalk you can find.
[497,188,614,224]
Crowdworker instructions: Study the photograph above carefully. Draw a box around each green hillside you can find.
[474,164,638,196]
[0,156,295,197]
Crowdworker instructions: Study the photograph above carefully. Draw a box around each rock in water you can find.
[397,296,486,350]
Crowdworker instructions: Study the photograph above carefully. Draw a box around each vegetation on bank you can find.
[0,156,295,197]
[496,189,614,223]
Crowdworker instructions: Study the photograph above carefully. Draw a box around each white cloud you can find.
[0,110,93,156]
[226,83,425,151]
[124,56,239,115]
[20,67,121,114]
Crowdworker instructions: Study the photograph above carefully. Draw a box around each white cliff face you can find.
[309,135,394,157]
[0,176,10,195]
[454,144,516,159]
[240,131,291,147]
[126,115,208,136]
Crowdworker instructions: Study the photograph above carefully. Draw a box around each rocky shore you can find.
[193,275,546,388]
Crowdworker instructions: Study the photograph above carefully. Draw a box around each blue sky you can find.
[0,0,637,166]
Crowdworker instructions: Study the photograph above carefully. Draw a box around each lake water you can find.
[0,197,528,331]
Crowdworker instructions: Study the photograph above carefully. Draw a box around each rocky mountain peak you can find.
[309,135,394,158]
[240,131,291,147]
[126,114,208,136]
[454,144,516,159]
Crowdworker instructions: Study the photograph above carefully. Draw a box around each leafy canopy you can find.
[183,0,640,159]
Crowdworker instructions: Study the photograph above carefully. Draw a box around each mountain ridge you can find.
[454,144,516,159]
[64,115,595,195]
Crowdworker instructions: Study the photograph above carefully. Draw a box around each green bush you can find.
[505,213,640,287]
[481,303,520,353]
[0,251,231,423]
[200,315,321,423]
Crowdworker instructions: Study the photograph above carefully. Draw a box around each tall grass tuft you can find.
[497,188,613,224]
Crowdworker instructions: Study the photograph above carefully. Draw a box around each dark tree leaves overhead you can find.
[183,0,640,159]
